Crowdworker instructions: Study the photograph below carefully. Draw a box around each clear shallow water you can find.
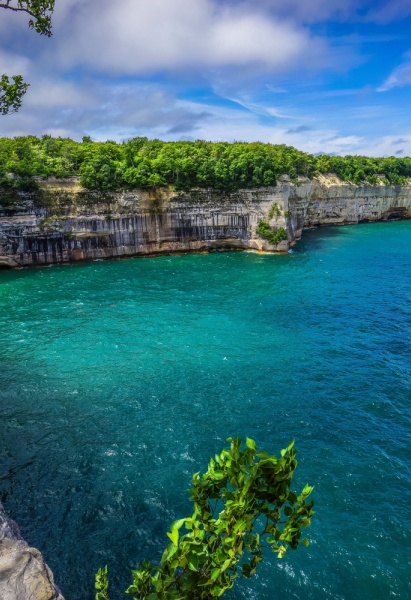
[0,222,410,600]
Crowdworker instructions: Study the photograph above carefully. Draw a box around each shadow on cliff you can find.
[293,225,349,253]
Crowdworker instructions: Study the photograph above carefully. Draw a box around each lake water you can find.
[0,221,410,599]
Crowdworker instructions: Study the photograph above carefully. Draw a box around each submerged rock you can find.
[0,503,64,600]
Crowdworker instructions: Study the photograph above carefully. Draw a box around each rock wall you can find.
[0,180,287,267]
[283,175,411,242]
[0,502,64,600]
[1,175,411,267]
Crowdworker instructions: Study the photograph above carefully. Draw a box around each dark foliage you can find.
[0,136,410,195]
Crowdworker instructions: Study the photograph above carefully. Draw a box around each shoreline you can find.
[2,217,411,271]
[1,178,411,269]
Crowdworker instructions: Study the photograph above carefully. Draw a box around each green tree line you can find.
[1,135,410,196]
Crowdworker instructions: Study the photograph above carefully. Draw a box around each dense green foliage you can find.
[0,1,55,114]
[96,438,314,599]
[256,221,288,245]
[0,136,410,196]
[315,153,411,185]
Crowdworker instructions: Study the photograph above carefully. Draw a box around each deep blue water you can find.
[0,222,410,600]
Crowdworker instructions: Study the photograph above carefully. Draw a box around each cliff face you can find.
[1,175,411,267]
[284,175,411,242]
[0,502,64,600]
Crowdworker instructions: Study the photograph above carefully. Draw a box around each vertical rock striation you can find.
[0,175,411,267]
[284,175,411,243]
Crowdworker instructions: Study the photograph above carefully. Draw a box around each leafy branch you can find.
[96,437,314,599]
[0,1,55,114]
[0,0,55,36]
[0,75,29,115]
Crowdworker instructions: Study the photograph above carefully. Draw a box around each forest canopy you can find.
[0,135,410,194]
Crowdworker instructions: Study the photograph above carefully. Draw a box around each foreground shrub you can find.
[96,437,314,599]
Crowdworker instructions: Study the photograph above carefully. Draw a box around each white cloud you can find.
[378,52,411,91]
[0,79,212,141]
[0,50,30,78]
[222,96,292,118]
[2,76,411,159]
[354,134,411,156]
[52,0,319,75]
[23,79,98,109]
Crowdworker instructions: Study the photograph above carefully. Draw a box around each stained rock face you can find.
[0,176,411,267]
[283,175,411,241]
[0,503,64,600]
[0,183,288,266]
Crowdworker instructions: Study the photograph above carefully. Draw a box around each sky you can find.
[1,0,411,156]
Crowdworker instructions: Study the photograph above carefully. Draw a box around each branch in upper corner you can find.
[0,1,55,36]
[0,1,55,114]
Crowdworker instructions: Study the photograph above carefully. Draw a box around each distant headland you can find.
[1,137,410,268]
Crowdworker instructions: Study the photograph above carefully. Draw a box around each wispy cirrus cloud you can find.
[222,96,291,118]
[377,51,411,91]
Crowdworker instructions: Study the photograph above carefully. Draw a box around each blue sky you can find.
[1,0,411,155]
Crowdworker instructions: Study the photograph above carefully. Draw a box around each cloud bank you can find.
[1,0,411,156]
[52,0,321,76]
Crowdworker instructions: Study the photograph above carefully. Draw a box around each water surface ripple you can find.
[0,221,410,599]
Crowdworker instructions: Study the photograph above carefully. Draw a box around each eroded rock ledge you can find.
[1,175,411,267]
[0,502,64,600]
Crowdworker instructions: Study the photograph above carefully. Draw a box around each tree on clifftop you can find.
[0,0,55,114]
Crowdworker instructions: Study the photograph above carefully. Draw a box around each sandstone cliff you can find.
[1,175,410,267]
[0,502,64,600]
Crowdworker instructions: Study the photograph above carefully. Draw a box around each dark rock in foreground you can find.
[0,502,64,600]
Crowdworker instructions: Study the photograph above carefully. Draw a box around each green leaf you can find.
[171,518,187,531]
[246,438,257,451]
[166,529,179,546]
[162,542,178,561]
[95,566,109,600]
[302,485,314,496]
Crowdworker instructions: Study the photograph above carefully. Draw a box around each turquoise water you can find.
[0,222,410,600]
